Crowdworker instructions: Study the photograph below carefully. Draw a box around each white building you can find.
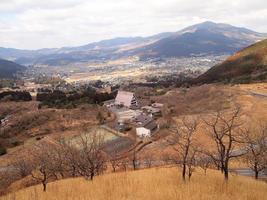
[136,127,151,138]
[135,115,158,138]
[115,91,138,108]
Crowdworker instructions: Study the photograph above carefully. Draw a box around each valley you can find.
[21,54,228,84]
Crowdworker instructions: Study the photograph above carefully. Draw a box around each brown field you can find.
[0,102,113,164]
[1,167,267,200]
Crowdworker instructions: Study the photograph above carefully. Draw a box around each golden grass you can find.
[1,167,266,200]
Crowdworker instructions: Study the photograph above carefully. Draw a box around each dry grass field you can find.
[1,167,267,200]
[1,83,266,198]
[138,83,267,163]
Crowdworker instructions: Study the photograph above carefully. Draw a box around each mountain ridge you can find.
[0,21,266,66]
[136,21,266,58]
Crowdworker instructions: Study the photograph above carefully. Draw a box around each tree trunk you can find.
[72,166,76,177]
[224,169,229,180]
[254,164,259,179]
[255,171,259,179]
[42,182,47,192]
[222,158,229,181]
[112,165,116,172]
[133,158,137,170]
[224,163,229,181]
[90,172,94,181]
[182,163,186,181]
[188,171,192,181]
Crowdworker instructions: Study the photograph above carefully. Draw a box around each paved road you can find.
[229,168,267,179]
[250,91,267,98]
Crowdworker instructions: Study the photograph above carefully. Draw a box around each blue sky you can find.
[0,0,267,49]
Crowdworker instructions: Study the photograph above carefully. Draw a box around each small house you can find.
[136,127,151,137]
[135,114,158,138]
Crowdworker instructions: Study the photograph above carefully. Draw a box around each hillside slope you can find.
[1,168,267,200]
[0,59,25,78]
[195,39,267,83]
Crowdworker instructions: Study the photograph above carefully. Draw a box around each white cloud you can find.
[0,0,266,49]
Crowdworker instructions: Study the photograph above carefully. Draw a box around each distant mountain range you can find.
[194,39,267,83]
[0,59,26,78]
[0,21,266,66]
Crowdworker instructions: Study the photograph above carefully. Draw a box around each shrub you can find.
[0,146,7,156]
[9,139,20,147]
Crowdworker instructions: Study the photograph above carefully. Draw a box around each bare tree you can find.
[142,152,154,168]
[161,153,174,166]
[75,131,107,180]
[29,142,58,192]
[167,116,200,181]
[58,140,80,177]
[127,136,140,170]
[0,166,19,195]
[129,147,139,170]
[203,107,244,180]
[109,151,121,172]
[119,158,129,171]
[11,155,32,179]
[242,124,267,179]
[196,154,213,175]
[187,148,197,180]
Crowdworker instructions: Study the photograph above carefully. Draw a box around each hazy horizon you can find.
[0,0,267,50]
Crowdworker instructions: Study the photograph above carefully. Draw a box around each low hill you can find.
[1,167,267,200]
[195,39,267,84]
[0,59,26,79]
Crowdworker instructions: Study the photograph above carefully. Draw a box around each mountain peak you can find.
[199,21,218,26]
[183,21,232,31]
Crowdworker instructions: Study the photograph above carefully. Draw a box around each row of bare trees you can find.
[242,124,267,179]
[166,106,267,181]
[1,132,151,193]
[0,107,266,194]
[3,132,107,192]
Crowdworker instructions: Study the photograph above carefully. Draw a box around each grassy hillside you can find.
[0,59,25,79]
[1,167,267,200]
[195,39,267,84]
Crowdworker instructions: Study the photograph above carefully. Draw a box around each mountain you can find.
[0,21,265,66]
[137,21,266,58]
[0,59,26,78]
[0,33,173,65]
[194,39,267,84]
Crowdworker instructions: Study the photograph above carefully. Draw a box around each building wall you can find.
[136,127,151,137]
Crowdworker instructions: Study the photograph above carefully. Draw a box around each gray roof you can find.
[135,114,157,131]
[135,114,153,124]
[144,120,158,131]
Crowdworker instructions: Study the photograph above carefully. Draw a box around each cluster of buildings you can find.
[105,91,163,138]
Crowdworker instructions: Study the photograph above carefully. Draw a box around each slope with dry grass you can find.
[195,39,267,83]
[1,167,266,200]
